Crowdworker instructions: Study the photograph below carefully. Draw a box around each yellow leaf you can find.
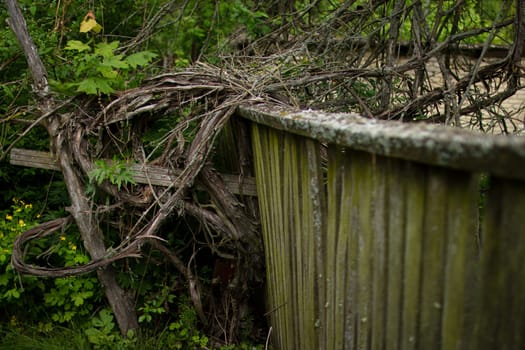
[80,18,102,33]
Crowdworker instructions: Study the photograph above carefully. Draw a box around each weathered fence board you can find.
[241,104,525,350]
[252,125,323,350]
[474,177,525,350]
[9,148,257,196]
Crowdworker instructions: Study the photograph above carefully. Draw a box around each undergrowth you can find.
[0,323,265,350]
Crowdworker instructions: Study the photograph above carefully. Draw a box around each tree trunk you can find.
[5,0,138,335]
[54,130,139,334]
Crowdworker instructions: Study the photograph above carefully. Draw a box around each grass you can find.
[0,326,91,350]
[0,324,266,350]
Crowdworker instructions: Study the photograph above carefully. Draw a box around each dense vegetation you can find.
[1,0,524,348]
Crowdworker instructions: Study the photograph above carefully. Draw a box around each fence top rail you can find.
[237,103,525,180]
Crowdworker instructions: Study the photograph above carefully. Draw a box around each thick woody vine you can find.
[6,1,267,339]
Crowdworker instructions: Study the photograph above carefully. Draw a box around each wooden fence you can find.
[237,104,525,350]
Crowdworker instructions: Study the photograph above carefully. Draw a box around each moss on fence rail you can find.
[238,104,525,180]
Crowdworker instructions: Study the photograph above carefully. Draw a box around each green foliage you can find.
[84,309,137,350]
[0,199,45,318]
[53,39,157,95]
[163,297,209,349]
[138,285,175,324]
[0,198,103,326]
[44,276,98,323]
[346,0,513,45]
[152,0,270,64]
[0,1,272,348]
[88,158,137,191]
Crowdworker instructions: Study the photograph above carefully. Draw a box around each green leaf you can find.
[97,65,119,79]
[65,40,91,53]
[125,51,158,68]
[102,54,129,69]
[72,294,85,306]
[4,288,20,299]
[76,78,98,95]
[0,273,9,287]
[138,314,151,323]
[96,309,115,328]
[84,328,103,344]
[73,254,90,264]
[77,77,114,95]
[95,41,119,58]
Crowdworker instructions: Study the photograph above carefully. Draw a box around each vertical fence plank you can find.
[308,140,326,350]
[251,124,287,350]
[418,168,448,349]
[441,171,479,350]
[351,150,374,350]
[283,134,300,348]
[326,149,390,349]
[385,159,407,350]
[473,177,525,350]
[252,124,323,350]
[305,140,324,350]
[370,155,388,350]
[325,145,345,349]
[401,163,425,350]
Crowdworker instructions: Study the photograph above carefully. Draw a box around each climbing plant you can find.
[1,0,525,348]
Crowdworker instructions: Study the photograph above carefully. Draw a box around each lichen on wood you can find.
[238,104,525,180]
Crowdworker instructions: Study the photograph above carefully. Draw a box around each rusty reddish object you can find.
[84,10,96,21]
[212,258,235,286]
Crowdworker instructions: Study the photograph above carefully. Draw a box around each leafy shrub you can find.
[0,198,102,326]
[53,38,157,96]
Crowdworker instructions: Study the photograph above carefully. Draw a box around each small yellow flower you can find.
[36,214,41,219]
[60,236,66,241]
[24,203,32,209]
[5,214,13,221]
[70,244,77,251]
[18,219,25,227]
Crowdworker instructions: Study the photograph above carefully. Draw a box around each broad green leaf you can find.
[97,66,118,79]
[4,288,20,299]
[64,40,91,53]
[94,79,114,95]
[95,41,119,58]
[125,51,158,68]
[72,294,85,306]
[76,78,98,95]
[102,55,129,69]
[77,77,114,95]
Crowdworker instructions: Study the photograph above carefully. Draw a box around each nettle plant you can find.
[52,13,157,95]
[88,157,137,193]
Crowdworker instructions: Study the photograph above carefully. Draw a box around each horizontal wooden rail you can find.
[9,148,257,196]
[238,104,525,180]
